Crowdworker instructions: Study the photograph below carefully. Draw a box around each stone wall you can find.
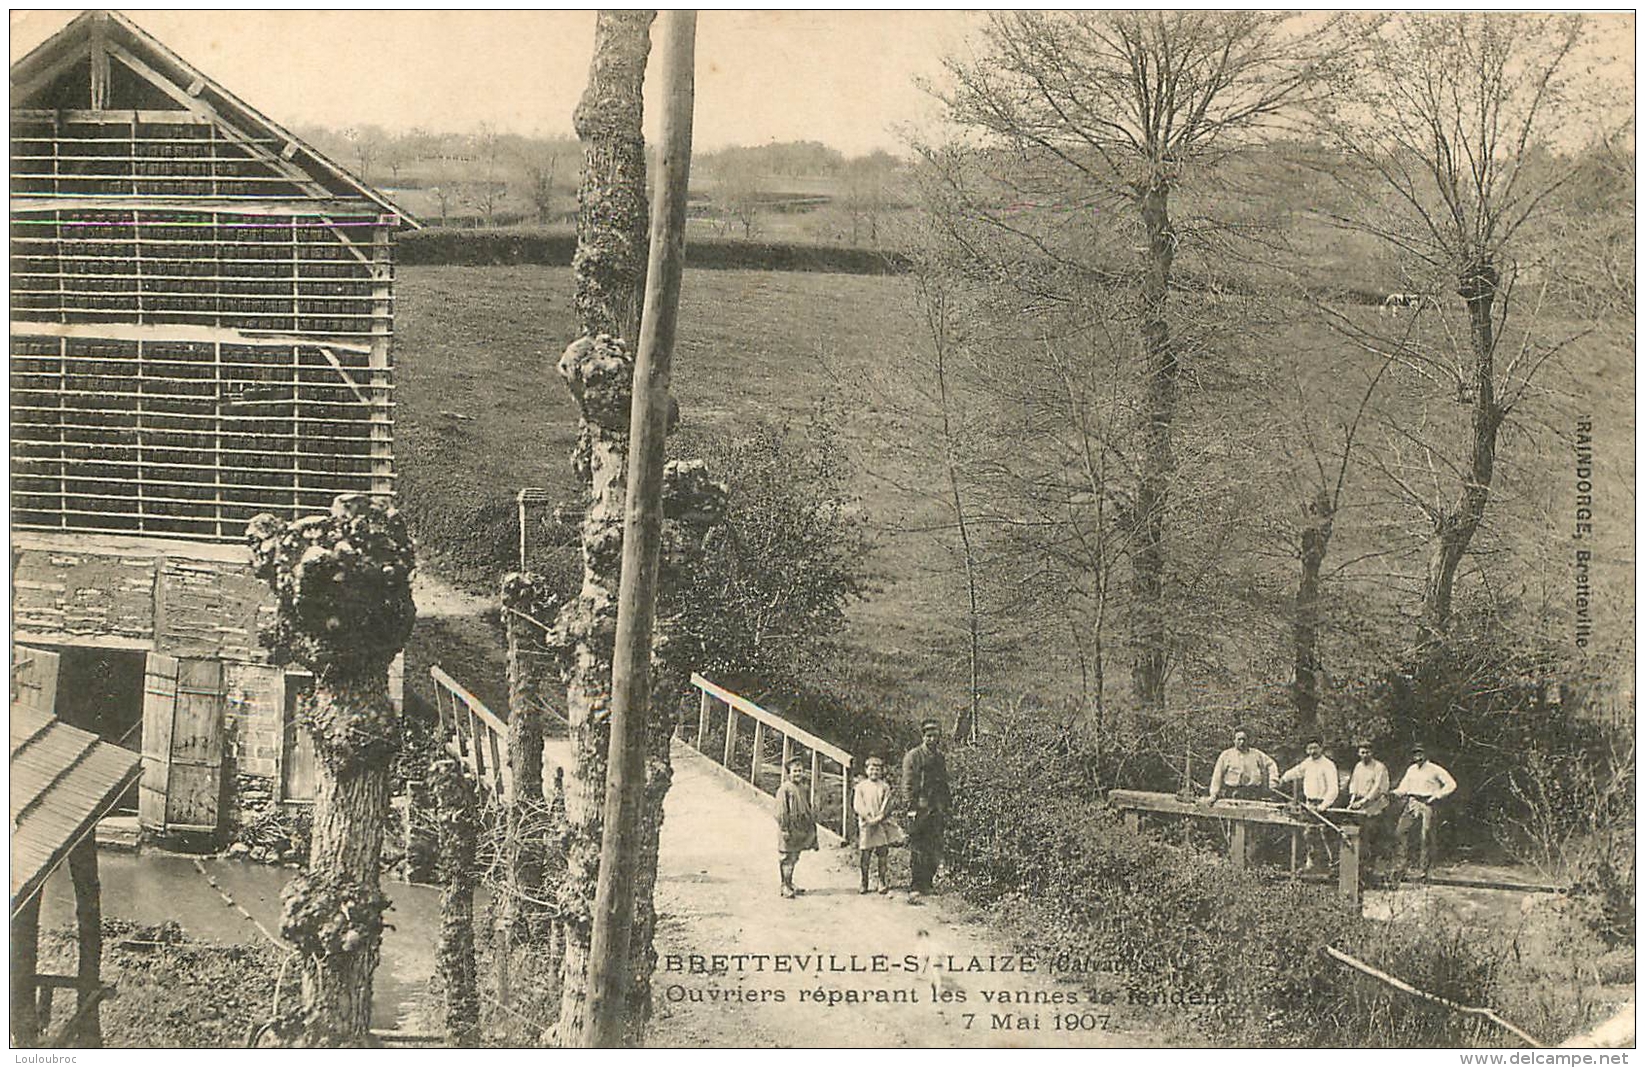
[14,532,408,827]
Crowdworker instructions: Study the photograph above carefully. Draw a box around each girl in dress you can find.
[853,755,905,893]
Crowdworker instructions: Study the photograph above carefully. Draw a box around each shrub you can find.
[941,698,1575,1047]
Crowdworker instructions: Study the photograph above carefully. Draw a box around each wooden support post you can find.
[1291,828,1300,872]
[1340,827,1361,906]
[518,492,528,572]
[68,836,103,1047]
[11,893,41,1046]
[1230,822,1248,871]
[368,219,395,499]
[722,706,737,768]
[782,735,793,775]
[751,720,766,784]
[809,749,821,812]
[1123,810,1140,835]
[697,691,710,750]
[841,760,853,842]
[581,13,698,1046]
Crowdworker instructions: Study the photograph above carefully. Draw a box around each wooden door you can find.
[281,672,316,802]
[11,645,60,715]
[140,654,225,832]
[139,654,179,830]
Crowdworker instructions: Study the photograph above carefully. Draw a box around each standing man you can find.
[1277,737,1340,871]
[1346,740,1392,870]
[1206,727,1279,802]
[1392,744,1457,876]
[901,718,951,900]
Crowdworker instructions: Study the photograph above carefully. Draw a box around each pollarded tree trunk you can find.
[1293,487,1334,726]
[551,10,656,1046]
[1419,261,1504,646]
[431,756,480,1046]
[247,496,416,1046]
[1131,177,1178,715]
[501,573,556,937]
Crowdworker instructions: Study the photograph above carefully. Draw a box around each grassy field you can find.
[393,265,993,719]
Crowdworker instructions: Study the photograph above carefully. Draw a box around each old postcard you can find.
[7,8,1636,1053]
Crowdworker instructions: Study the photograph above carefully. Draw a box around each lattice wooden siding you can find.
[12,209,388,336]
[11,333,390,541]
[12,111,315,200]
[10,13,408,545]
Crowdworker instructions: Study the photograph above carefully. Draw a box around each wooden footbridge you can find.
[429,667,855,843]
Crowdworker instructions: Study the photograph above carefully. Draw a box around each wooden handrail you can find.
[689,673,851,767]
[430,665,509,739]
[429,665,512,803]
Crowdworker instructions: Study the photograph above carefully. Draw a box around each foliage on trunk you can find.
[431,757,480,1046]
[246,495,415,1046]
[501,572,558,940]
[547,9,726,1045]
[1293,487,1334,725]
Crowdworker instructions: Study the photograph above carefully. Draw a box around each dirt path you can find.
[543,738,1157,1048]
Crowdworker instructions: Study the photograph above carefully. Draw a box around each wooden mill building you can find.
[9,11,416,835]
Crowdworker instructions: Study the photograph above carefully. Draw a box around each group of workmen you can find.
[1205,726,1458,875]
[776,717,951,900]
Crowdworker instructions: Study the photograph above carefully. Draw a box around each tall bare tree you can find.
[1318,13,1593,646]
[936,11,1341,715]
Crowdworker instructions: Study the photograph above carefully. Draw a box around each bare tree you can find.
[936,11,1342,715]
[1317,13,1594,646]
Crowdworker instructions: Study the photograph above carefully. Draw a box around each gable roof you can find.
[11,705,143,915]
[10,10,419,228]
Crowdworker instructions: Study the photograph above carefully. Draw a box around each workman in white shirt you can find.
[1278,737,1340,871]
[1206,727,1279,802]
[1346,740,1392,867]
[1391,743,1457,875]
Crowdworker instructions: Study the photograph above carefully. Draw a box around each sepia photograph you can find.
[6,7,1637,1052]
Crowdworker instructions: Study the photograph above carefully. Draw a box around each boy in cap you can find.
[853,755,905,893]
[901,718,951,899]
[775,756,818,898]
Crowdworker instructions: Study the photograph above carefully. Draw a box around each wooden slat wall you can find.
[10,110,398,543]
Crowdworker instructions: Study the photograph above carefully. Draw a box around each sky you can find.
[9,9,984,155]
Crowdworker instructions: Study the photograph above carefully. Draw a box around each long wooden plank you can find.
[12,320,373,354]
[1108,789,1322,829]
[139,653,179,831]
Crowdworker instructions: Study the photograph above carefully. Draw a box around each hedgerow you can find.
[398,226,911,274]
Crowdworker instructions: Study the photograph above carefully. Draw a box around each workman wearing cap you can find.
[901,718,951,899]
[1277,737,1340,872]
[1346,740,1392,866]
[1392,744,1457,876]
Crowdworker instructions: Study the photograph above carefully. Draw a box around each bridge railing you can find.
[684,672,854,843]
[431,665,512,805]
